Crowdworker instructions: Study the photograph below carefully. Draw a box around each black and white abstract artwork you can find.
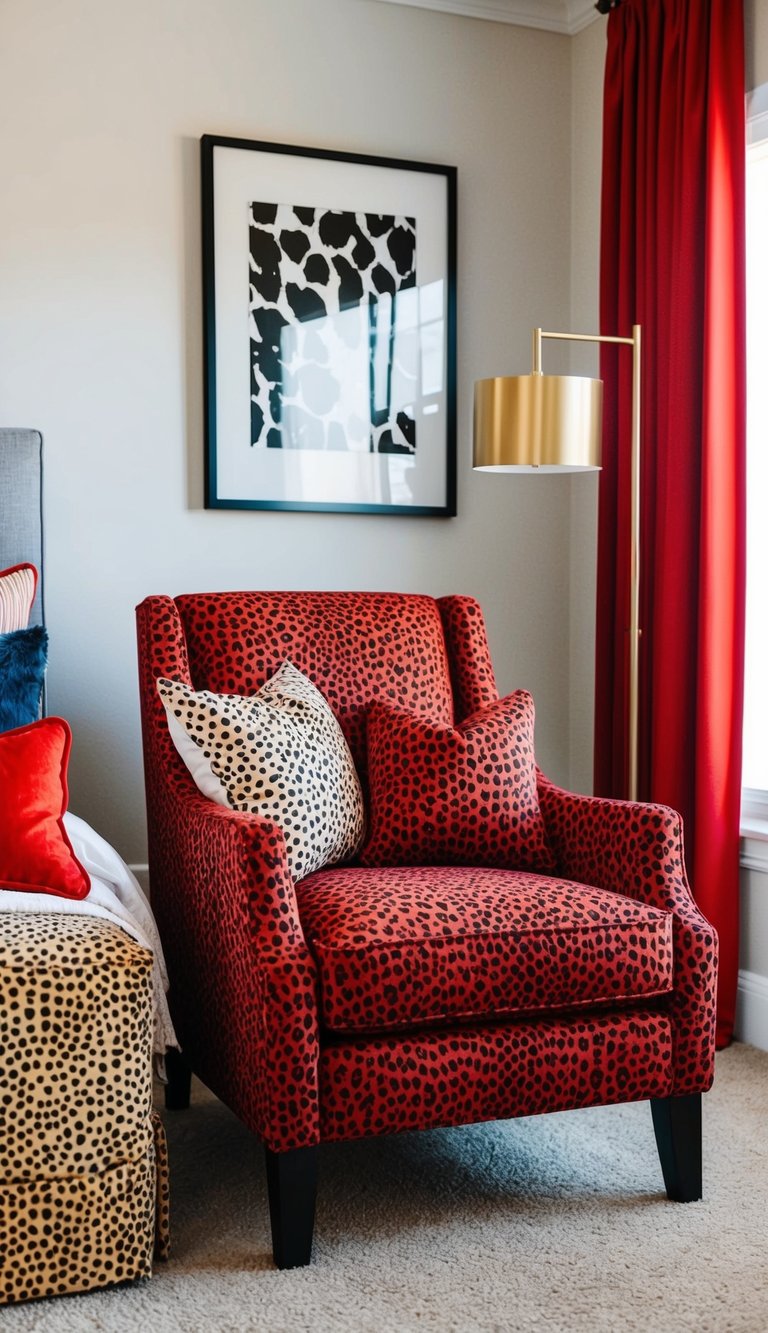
[248,203,418,456]
[203,134,456,514]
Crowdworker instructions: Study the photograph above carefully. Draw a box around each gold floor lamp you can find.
[473,326,642,801]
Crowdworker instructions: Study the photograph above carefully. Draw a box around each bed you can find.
[0,428,173,1305]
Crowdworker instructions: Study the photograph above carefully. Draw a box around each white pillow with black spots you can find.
[157,660,365,882]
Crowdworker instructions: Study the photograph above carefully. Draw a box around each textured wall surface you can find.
[5,1,760,868]
[0,0,578,861]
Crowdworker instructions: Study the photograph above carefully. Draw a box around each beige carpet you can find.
[5,1043,767,1332]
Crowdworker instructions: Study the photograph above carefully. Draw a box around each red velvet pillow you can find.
[361,691,556,872]
[0,717,90,898]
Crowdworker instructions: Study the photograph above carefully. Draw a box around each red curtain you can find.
[596,0,746,1045]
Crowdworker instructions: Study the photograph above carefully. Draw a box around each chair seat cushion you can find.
[296,865,674,1034]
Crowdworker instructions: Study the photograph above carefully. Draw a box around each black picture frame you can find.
[201,134,457,515]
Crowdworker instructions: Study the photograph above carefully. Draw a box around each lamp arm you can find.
[532,327,635,374]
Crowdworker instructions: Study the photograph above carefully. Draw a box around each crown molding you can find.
[370,0,600,36]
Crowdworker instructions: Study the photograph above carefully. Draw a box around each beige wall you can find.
[746,0,768,92]
[4,0,760,871]
[0,0,575,862]
[567,16,606,794]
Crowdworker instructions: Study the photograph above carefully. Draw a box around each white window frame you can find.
[742,83,768,845]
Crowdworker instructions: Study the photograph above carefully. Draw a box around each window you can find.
[743,85,768,825]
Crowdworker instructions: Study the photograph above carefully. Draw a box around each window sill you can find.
[741,823,768,874]
[740,816,768,843]
[741,789,768,843]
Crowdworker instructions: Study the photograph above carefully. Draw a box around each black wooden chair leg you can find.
[650,1093,702,1202]
[164,1047,192,1111]
[265,1145,317,1269]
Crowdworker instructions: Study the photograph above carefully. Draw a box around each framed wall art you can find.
[201,134,457,515]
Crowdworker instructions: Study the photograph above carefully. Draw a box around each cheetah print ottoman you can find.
[0,914,170,1305]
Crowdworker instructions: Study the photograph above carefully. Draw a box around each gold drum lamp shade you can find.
[473,374,603,472]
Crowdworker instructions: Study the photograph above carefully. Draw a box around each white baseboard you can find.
[736,969,768,1051]
[130,863,150,896]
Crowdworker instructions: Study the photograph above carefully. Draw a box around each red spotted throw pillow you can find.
[0,717,90,898]
[361,691,556,872]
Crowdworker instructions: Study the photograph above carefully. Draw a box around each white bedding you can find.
[0,813,178,1057]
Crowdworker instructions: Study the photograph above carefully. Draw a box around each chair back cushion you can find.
[172,591,455,774]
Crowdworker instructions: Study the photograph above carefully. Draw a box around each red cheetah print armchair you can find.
[136,591,717,1268]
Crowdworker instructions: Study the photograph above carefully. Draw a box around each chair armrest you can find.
[136,594,320,1148]
[150,782,320,1152]
[537,772,718,1094]
[538,770,691,911]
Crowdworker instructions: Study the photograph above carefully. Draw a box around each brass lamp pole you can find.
[473,325,642,801]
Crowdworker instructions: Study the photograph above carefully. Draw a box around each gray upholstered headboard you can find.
[0,428,44,626]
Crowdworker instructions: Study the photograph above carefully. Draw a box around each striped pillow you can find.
[0,564,38,633]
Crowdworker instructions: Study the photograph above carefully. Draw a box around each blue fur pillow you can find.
[0,625,48,732]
